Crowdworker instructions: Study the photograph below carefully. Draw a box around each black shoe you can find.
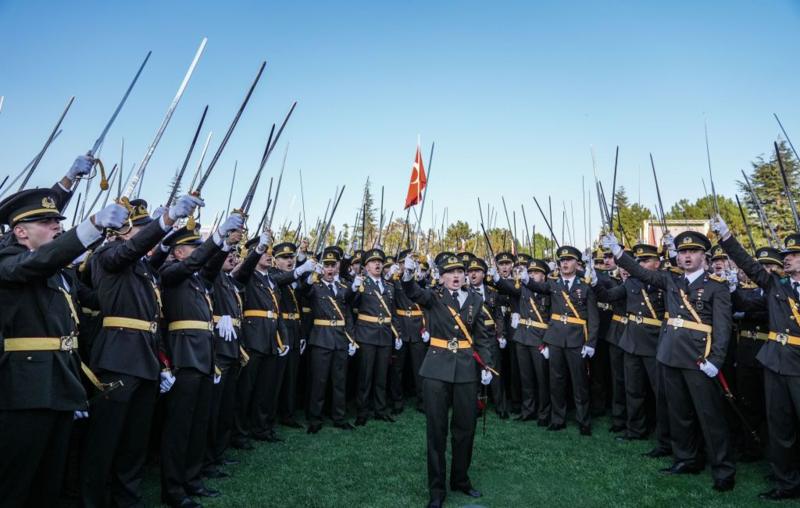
[230,439,253,450]
[758,487,800,501]
[221,456,240,466]
[712,478,735,492]
[307,423,322,434]
[547,423,566,431]
[579,425,592,436]
[416,405,425,414]
[616,433,646,442]
[333,421,356,431]
[202,468,229,479]
[452,484,482,498]
[427,499,443,508]
[391,407,404,415]
[187,486,221,498]
[608,424,625,433]
[515,413,536,422]
[498,411,510,420]
[537,419,549,427]
[355,416,368,426]
[660,462,702,475]
[167,497,201,508]
[264,431,284,443]
[375,414,396,423]
[280,418,304,429]
[643,447,671,458]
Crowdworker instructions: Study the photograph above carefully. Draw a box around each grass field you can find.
[142,409,773,507]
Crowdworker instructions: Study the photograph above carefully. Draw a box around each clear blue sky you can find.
[1,0,799,245]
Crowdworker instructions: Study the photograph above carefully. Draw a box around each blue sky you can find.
[1,0,799,245]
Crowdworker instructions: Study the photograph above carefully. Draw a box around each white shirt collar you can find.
[685,268,704,284]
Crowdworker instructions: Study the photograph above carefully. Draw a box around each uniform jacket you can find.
[524,275,600,349]
[494,278,550,347]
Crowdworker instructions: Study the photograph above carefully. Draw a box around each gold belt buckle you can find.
[60,335,75,351]
[633,315,643,324]
[149,321,158,334]
[672,317,684,328]
[330,318,338,326]
[207,322,214,332]
[405,310,413,317]
[777,333,789,346]
[378,316,385,324]
[621,317,629,324]
[447,338,459,352]
[560,315,568,324]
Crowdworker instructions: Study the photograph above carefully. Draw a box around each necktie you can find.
[564,279,570,291]
[328,283,336,296]
[793,281,799,299]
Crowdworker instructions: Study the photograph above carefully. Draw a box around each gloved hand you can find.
[217,213,244,238]
[511,313,520,329]
[488,266,499,282]
[314,263,324,275]
[710,214,730,238]
[480,369,493,386]
[300,339,307,355]
[581,345,596,358]
[601,233,622,257]
[151,205,167,219]
[73,410,89,420]
[587,262,598,287]
[662,234,677,258]
[421,329,430,342]
[160,370,176,393]
[214,373,221,384]
[278,344,290,357]
[168,194,204,221]
[725,269,738,293]
[404,256,417,273]
[256,230,273,254]
[93,203,129,229]
[394,337,403,350]
[498,337,507,349]
[215,315,237,342]
[699,360,719,378]
[294,260,316,277]
[347,342,357,356]
[540,345,550,360]
[68,154,94,180]
[431,268,440,281]
[518,267,530,284]
[387,264,400,279]
[351,274,364,291]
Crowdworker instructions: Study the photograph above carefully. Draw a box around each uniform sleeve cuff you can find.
[158,215,171,232]
[76,219,103,248]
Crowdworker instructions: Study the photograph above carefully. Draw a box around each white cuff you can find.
[402,270,414,282]
[58,182,71,193]
[76,219,103,248]
[158,215,170,232]
[256,244,266,255]
[212,231,223,247]
[221,241,232,252]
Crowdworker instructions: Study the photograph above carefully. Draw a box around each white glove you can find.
[710,214,730,238]
[588,263,598,287]
[540,345,550,360]
[432,268,440,281]
[394,337,403,350]
[214,373,221,384]
[68,154,94,180]
[217,213,244,237]
[518,267,530,284]
[421,329,430,342]
[351,275,364,291]
[581,345,596,358]
[601,233,622,257]
[404,257,417,273]
[93,203,129,229]
[160,370,176,393]
[498,337,507,349]
[215,315,237,342]
[300,339,307,355]
[314,263,324,275]
[511,313,520,329]
[168,194,204,221]
[151,205,167,219]
[348,342,357,356]
[725,270,738,293]
[256,230,272,254]
[480,369,493,386]
[278,344,290,357]
[699,360,719,378]
[387,264,400,279]
[73,410,89,420]
[294,260,316,277]
[662,234,677,258]
[488,266,499,283]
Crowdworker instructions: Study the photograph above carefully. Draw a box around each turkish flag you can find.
[404,145,427,209]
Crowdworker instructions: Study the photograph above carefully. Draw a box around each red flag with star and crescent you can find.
[404,145,427,209]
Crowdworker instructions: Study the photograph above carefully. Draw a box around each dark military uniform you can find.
[722,235,800,493]
[349,248,400,423]
[81,205,169,508]
[595,267,628,431]
[0,188,100,507]
[494,259,551,424]
[159,228,225,505]
[524,246,599,431]
[618,232,734,485]
[232,243,290,444]
[402,255,493,505]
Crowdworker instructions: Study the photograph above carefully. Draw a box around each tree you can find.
[664,195,747,242]
[608,186,653,245]
[738,140,800,241]
[445,221,473,250]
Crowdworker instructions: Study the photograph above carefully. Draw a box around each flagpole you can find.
[413,141,434,251]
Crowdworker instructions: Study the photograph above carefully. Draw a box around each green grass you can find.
[142,410,772,507]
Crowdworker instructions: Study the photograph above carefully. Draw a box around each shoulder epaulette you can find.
[708,273,725,283]
[668,266,684,275]
[548,273,559,280]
